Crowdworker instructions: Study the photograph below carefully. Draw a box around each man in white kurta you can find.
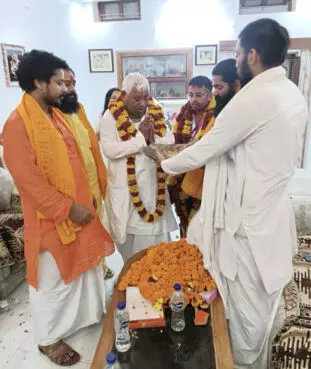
[100,73,177,261]
[156,20,308,368]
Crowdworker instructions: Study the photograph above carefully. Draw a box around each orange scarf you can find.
[181,116,216,200]
[72,103,107,198]
[17,94,102,245]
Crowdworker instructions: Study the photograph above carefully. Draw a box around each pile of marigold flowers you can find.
[118,239,217,310]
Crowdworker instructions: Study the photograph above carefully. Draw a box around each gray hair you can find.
[122,72,150,94]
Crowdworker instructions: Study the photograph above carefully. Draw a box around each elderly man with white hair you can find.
[100,73,178,262]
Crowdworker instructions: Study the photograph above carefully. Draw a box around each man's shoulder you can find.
[77,102,86,114]
[2,109,25,141]
[102,109,115,122]
[3,109,23,130]
[7,109,22,121]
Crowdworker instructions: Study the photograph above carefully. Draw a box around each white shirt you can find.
[100,110,177,244]
[162,67,308,294]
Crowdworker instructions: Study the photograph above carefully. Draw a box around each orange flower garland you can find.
[169,97,216,236]
[118,239,217,310]
[109,91,167,222]
[173,97,216,144]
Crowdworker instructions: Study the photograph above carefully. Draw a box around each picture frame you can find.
[116,48,193,99]
[88,49,114,73]
[1,43,25,87]
[195,45,218,66]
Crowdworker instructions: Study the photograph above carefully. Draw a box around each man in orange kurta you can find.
[3,50,114,366]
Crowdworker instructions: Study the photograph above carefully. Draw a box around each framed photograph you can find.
[88,49,114,73]
[116,48,193,99]
[121,54,187,79]
[1,43,25,87]
[195,45,218,66]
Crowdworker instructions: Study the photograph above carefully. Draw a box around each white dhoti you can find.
[116,233,171,262]
[29,252,105,345]
[219,234,286,369]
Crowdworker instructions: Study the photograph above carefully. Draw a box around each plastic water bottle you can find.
[104,352,120,369]
[170,283,186,332]
[114,301,131,352]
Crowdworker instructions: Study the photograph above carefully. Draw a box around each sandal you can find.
[39,340,80,366]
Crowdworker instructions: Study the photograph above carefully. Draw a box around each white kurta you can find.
[161,67,308,367]
[100,110,177,247]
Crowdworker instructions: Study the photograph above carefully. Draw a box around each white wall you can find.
[1,0,311,140]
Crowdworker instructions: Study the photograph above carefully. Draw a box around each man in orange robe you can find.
[2,50,114,366]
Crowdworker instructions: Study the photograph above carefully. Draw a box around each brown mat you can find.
[0,194,24,268]
[272,236,311,368]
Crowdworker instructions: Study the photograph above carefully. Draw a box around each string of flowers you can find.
[169,98,216,235]
[119,239,217,311]
[173,97,216,144]
[109,91,167,223]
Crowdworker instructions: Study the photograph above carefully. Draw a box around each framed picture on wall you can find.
[88,49,114,73]
[116,48,193,99]
[195,45,218,66]
[1,43,25,87]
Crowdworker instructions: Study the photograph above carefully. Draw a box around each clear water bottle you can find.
[104,352,120,369]
[114,301,131,352]
[170,283,186,332]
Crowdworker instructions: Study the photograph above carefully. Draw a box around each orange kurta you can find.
[3,109,114,289]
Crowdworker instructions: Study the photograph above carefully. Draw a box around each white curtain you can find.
[298,49,311,168]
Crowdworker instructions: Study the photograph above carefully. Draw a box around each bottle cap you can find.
[106,352,117,364]
[117,301,126,310]
[174,283,181,291]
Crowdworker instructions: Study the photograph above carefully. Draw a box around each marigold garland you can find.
[118,239,217,310]
[169,98,216,236]
[109,91,167,223]
[173,97,216,144]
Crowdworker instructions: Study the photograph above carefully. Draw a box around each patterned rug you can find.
[272,236,311,369]
[0,194,24,268]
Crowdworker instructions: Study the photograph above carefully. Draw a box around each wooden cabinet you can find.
[116,48,193,99]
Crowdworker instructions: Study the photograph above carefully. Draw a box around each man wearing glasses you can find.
[168,76,216,236]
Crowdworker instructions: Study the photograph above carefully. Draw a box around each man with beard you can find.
[212,58,240,117]
[169,76,216,236]
[2,50,114,366]
[59,68,114,279]
[146,19,308,368]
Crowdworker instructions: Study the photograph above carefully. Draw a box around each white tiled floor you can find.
[0,250,124,369]
[0,225,180,369]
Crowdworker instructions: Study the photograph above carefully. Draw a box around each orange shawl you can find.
[74,103,107,198]
[18,94,106,245]
[181,116,216,200]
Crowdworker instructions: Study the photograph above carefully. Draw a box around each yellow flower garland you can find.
[109,91,167,223]
[173,97,216,143]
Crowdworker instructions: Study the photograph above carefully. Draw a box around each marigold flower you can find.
[118,240,216,309]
